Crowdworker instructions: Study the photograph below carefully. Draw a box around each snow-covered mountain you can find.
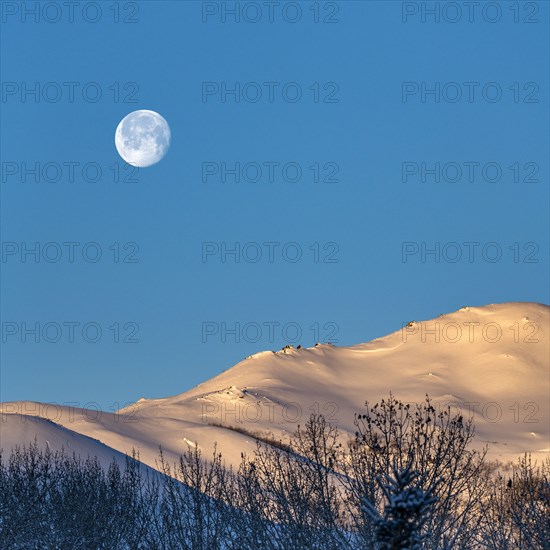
[1,302,548,471]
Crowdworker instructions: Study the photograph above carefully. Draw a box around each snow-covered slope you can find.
[1,302,548,470]
[0,414,140,470]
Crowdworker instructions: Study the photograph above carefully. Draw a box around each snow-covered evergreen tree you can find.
[361,459,438,550]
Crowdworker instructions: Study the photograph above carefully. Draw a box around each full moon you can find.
[115,110,171,167]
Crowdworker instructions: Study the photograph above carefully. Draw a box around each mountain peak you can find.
[1,302,548,470]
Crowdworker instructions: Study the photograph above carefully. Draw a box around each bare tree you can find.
[481,455,550,549]
[231,415,352,549]
[153,444,233,549]
[342,395,489,548]
[0,441,153,549]
[4,394,545,549]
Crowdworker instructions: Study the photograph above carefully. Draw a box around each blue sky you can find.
[1,1,548,410]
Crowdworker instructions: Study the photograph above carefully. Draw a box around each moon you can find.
[115,110,171,167]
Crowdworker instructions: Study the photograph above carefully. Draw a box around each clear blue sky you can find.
[1,1,548,410]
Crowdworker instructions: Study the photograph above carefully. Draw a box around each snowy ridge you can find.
[1,302,548,472]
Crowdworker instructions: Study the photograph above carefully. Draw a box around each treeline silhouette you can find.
[1,395,548,549]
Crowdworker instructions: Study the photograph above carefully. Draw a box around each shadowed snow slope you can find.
[1,302,548,470]
[0,414,144,471]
